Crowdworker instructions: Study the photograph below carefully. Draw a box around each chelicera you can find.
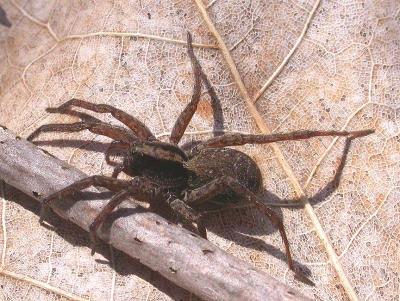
[28,33,374,277]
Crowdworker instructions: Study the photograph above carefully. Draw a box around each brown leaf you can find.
[0,0,398,300]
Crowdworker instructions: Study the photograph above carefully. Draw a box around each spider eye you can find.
[130,143,144,153]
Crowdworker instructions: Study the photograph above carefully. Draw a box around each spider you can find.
[28,32,374,277]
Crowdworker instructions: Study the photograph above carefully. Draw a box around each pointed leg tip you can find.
[45,107,58,113]
[352,128,375,138]
[186,31,193,47]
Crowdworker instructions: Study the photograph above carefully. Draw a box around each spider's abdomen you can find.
[186,148,262,204]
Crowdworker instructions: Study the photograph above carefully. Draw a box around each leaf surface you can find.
[0,0,398,300]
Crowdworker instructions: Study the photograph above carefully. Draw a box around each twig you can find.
[0,126,311,301]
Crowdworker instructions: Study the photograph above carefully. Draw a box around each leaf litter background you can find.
[0,0,399,300]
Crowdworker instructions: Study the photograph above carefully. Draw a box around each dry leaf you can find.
[0,0,398,300]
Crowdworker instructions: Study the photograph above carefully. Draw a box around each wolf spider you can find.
[28,33,373,277]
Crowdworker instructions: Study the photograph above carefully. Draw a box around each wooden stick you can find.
[0,126,311,301]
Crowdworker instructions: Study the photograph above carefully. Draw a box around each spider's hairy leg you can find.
[194,129,375,150]
[184,176,295,273]
[112,164,124,178]
[170,32,224,144]
[41,175,164,255]
[27,121,137,144]
[111,162,126,178]
[41,175,131,206]
[89,189,130,255]
[47,98,156,141]
[88,176,165,254]
[167,197,207,238]
[170,32,202,144]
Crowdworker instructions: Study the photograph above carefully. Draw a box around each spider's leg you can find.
[39,175,130,224]
[105,141,129,166]
[167,197,207,238]
[42,175,130,206]
[193,129,375,152]
[47,99,156,141]
[184,176,295,272]
[108,150,129,179]
[27,121,137,144]
[111,162,125,178]
[170,32,224,144]
[89,189,130,255]
[53,108,103,123]
[111,157,129,178]
[88,177,164,255]
[42,175,163,255]
[170,32,202,144]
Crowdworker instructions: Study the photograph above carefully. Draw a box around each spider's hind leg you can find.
[183,176,295,272]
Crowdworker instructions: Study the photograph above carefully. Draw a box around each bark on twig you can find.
[0,126,311,301]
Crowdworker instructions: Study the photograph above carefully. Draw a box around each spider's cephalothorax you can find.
[28,32,374,278]
[125,141,189,190]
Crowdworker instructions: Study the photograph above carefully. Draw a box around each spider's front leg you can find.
[89,189,130,254]
[42,175,163,255]
[87,176,164,254]
[42,175,131,206]
[183,176,295,273]
[105,141,130,178]
[40,175,131,249]
[27,121,137,144]
[46,98,156,141]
